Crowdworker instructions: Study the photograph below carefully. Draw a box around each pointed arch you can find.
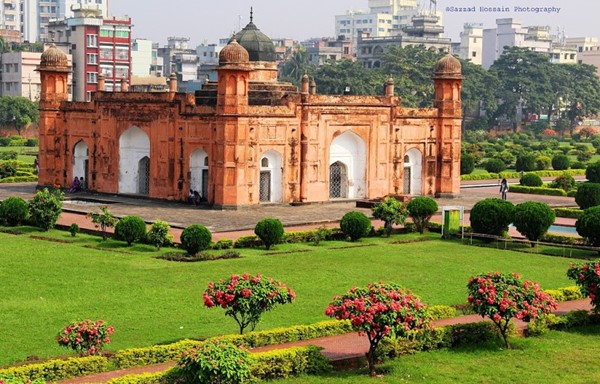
[403,148,423,195]
[329,131,367,199]
[190,148,209,201]
[119,126,150,194]
[259,150,283,203]
[73,140,89,188]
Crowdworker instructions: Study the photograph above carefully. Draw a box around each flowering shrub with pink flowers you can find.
[325,282,431,377]
[203,273,295,334]
[56,320,114,356]
[467,272,557,349]
[567,261,600,312]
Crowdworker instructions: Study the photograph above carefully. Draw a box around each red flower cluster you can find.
[203,273,295,334]
[56,319,114,356]
[568,262,600,312]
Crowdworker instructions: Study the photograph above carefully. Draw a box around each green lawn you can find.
[0,145,38,163]
[0,229,579,366]
[277,326,600,383]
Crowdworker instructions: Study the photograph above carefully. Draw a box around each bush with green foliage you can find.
[371,197,407,237]
[507,185,567,196]
[575,206,600,248]
[28,188,63,231]
[69,223,80,237]
[254,218,284,250]
[535,155,551,170]
[406,196,438,234]
[586,161,600,183]
[484,158,506,173]
[577,150,593,162]
[0,151,18,161]
[56,320,114,356]
[494,150,516,167]
[572,161,587,169]
[515,154,537,172]
[180,224,212,255]
[0,162,17,178]
[339,211,371,241]
[575,183,600,209]
[470,198,514,237]
[460,154,475,175]
[145,219,172,250]
[551,173,576,191]
[178,339,250,384]
[513,202,555,243]
[114,216,147,246]
[0,196,29,226]
[519,173,543,187]
[88,206,118,241]
[212,239,233,250]
[24,138,38,147]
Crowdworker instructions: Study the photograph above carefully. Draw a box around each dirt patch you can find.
[262,249,313,256]
[29,235,74,244]
[330,243,377,250]
[82,244,135,255]
[0,228,25,235]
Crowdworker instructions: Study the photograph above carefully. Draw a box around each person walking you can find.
[500,178,509,200]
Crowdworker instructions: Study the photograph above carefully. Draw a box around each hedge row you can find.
[0,356,109,383]
[461,169,586,181]
[507,185,568,196]
[554,208,583,219]
[0,175,37,183]
[234,228,346,248]
[543,286,583,302]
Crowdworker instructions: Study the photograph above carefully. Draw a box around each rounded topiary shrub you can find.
[180,224,212,255]
[586,161,600,183]
[575,183,600,210]
[572,161,587,170]
[340,211,372,241]
[515,154,537,172]
[254,218,284,250]
[114,215,147,246]
[552,173,576,192]
[470,198,515,237]
[513,201,555,243]
[551,154,570,171]
[520,173,543,187]
[576,206,600,249]
[484,158,506,173]
[0,196,29,226]
[535,155,551,170]
[406,196,439,234]
[460,154,475,175]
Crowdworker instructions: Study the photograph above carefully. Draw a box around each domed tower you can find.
[433,53,462,197]
[217,38,251,115]
[36,44,71,188]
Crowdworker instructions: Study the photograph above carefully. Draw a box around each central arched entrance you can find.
[259,150,283,203]
[190,149,209,201]
[403,148,423,195]
[119,126,150,195]
[329,131,367,199]
[73,140,89,189]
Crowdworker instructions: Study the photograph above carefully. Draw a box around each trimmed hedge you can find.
[0,175,38,183]
[554,208,583,219]
[544,286,583,303]
[461,169,585,181]
[0,356,110,382]
[113,339,202,369]
[507,185,567,196]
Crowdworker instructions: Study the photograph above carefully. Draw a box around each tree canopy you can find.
[0,96,39,135]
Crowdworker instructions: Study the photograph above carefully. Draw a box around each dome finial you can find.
[250,7,253,23]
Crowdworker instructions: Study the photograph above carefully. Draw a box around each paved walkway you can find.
[58,298,594,384]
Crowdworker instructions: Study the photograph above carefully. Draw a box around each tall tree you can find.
[0,96,39,135]
[490,47,554,128]
[278,47,315,86]
[557,63,600,135]
[459,58,499,130]
[313,58,385,95]
[381,45,443,107]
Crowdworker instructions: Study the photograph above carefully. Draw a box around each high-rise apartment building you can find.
[48,6,131,101]
[457,23,483,65]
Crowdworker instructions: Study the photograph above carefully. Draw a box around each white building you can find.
[131,38,159,77]
[0,50,72,100]
[0,0,19,32]
[458,23,483,65]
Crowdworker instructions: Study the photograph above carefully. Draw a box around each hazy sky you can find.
[108,0,598,47]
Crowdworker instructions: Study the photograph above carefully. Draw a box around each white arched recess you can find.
[190,149,209,199]
[73,140,89,185]
[259,150,283,203]
[403,148,423,195]
[119,126,150,194]
[329,131,367,199]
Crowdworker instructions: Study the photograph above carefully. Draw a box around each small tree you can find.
[470,198,514,237]
[515,154,537,172]
[339,211,372,241]
[180,224,212,255]
[371,197,407,237]
[254,218,284,250]
[513,202,555,244]
[484,158,506,173]
[29,188,63,231]
[146,219,173,250]
[575,206,600,249]
[179,339,250,384]
[406,196,438,234]
[586,161,600,183]
[0,196,29,226]
[56,319,114,356]
[467,272,557,349]
[325,282,431,377]
[519,173,543,187]
[114,215,147,246]
[575,183,600,209]
[203,273,295,334]
[69,223,80,237]
[551,173,576,191]
[567,261,600,312]
[88,206,118,241]
[460,154,475,175]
